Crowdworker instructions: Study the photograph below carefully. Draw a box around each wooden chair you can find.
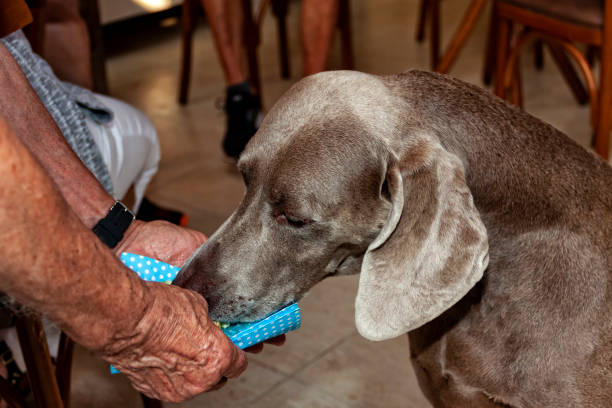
[178,0,354,105]
[0,314,73,408]
[415,0,489,72]
[24,0,108,93]
[493,0,612,160]
[0,312,161,408]
[78,0,108,94]
[415,0,544,84]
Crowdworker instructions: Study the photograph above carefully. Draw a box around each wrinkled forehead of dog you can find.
[238,71,403,207]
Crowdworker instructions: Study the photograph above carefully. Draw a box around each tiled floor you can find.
[70,0,603,406]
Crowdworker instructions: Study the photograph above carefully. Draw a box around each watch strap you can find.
[92,201,135,248]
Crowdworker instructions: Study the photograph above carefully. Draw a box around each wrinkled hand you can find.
[115,220,207,267]
[100,283,247,403]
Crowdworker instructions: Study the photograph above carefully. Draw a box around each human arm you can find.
[0,41,206,267]
[0,116,247,402]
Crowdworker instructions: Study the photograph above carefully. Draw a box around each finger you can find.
[244,343,264,353]
[223,344,248,378]
[209,376,228,391]
[191,228,208,246]
[264,334,286,346]
[131,382,159,401]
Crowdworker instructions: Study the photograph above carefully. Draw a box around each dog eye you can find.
[276,212,313,228]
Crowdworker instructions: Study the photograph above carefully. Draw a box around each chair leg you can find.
[79,0,108,94]
[595,46,612,160]
[586,45,598,66]
[55,332,74,408]
[436,0,488,73]
[22,5,46,55]
[494,13,512,98]
[415,0,429,42]
[15,316,63,408]
[429,0,440,69]
[338,0,354,69]
[271,0,290,78]
[534,39,544,70]
[178,0,198,105]
[242,0,262,102]
[510,56,523,108]
[548,43,589,105]
[0,376,28,408]
[482,8,497,85]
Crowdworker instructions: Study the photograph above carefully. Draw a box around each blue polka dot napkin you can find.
[121,252,179,283]
[111,253,301,374]
[220,303,300,349]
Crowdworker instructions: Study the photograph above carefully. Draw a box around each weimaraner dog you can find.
[174,70,612,407]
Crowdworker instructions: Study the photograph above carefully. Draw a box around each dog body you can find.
[175,70,612,407]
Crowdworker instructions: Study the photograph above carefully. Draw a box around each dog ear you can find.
[355,142,489,341]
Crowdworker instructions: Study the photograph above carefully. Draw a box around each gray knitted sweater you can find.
[1,30,114,194]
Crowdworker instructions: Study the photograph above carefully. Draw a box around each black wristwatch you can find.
[92,201,135,248]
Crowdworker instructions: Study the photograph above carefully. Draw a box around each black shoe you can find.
[222,81,262,159]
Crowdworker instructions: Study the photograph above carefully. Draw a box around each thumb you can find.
[222,340,248,378]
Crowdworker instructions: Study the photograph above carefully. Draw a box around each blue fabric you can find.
[111,253,300,374]
[120,253,179,283]
[223,303,300,349]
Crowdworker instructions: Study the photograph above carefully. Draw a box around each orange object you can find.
[0,0,33,38]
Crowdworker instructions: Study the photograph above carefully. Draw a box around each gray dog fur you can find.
[174,70,612,407]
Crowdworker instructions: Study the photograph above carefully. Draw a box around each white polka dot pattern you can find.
[110,253,301,374]
[222,303,301,349]
[120,252,179,283]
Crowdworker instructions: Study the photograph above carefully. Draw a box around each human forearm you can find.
[0,43,209,267]
[0,117,247,401]
[0,42,113,229]
[0,116,146,351]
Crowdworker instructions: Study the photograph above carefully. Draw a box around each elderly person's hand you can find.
[101,283,247,402]
[0,115,248,403]
[116,220,207,267]
[114,220,287,358]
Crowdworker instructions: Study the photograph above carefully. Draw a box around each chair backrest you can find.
[0,0,33,37]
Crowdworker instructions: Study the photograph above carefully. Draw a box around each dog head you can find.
[174,71,489,340]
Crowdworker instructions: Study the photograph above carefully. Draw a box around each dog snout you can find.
[172,249,221,296]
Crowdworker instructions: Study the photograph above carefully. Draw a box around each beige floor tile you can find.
[248,275,360,375]
[251,378,354,408]
[71,346,148,408]
[70,345,286,408]
[166,360,286,408]
[295,334,432,408]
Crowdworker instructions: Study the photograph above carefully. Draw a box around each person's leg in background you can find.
[301,0,339,76]
[200,0,262,159]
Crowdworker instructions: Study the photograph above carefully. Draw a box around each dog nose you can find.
[172,242,222,291]
[171,262,196,288]
[172,256,218,296]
